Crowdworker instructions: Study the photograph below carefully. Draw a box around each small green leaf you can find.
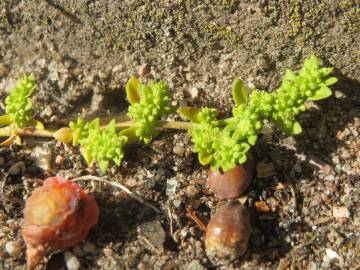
[237,154,247,164]
[177,107,201,123]
[29,119,45,129]
[248,135,257,146]
[126,76,143,104]
[198,151,212,165]
[324,77,337,86]
[0,115,12,126]
[291,122,302,134]
[232,79,248,105]
[309,86,332,101]
[119,127,138,144]
[80,146,93,165]
[0,126,11,137]
[274,119,302,135]
[54,127,74,144]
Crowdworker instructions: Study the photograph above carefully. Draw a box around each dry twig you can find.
[71,175,160,214]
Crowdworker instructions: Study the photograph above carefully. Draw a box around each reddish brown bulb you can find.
[208,155,254,200]
[205,201,251,263]
[22,176,99,270]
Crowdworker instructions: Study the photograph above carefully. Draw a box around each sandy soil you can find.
[0,1,359,269]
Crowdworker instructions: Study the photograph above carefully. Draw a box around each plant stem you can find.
[15,128,55,138]
[114,120,196,130]
[157,120,196,130]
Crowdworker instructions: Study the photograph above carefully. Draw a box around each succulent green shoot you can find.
[70,118,127,173]
[232,79,248,105]
[69,118,100,146]
[128,79,174,144]
[5,74,36,127]
[188,55,337,172]
[0,55,337,174]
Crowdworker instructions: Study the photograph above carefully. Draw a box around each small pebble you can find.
[72,245,85,257]
[8,161,25,175]
[325,175,335,181]
[5,241,22,258]
[64,252,80,270]
[332,206,350,218]
[256,161,276,178]
[322,248,342,268]
[166,178,178,195]
[334,90,345,98]
[188,87,199,99]
[173,199,182,208]
[294,163,302,173]
[137,220,166,251]
[173,143,185,156]
[342,164,351,174]
[186,259,206,270]
[83,242,96,254]
[186,185,199,198]
[0,156,5,166]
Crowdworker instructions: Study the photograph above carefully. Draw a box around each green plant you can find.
[126,76,175,144]
[0,55,337,173]
[5,74,36,128]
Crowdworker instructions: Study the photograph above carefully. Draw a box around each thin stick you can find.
[71,175,160,214]
[167,205,176,242]
[186,205,207,232]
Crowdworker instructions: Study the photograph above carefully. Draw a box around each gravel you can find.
[64,252,81,270]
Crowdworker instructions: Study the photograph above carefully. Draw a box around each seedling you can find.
[0,55,337,173]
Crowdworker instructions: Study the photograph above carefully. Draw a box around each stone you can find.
[64,252,80,270]
[5,241,22,258]
[186,259,206,270]
[83,242,96,254]
[138,220,166,251]
[256,161,276,178]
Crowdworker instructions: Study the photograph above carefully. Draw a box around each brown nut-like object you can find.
[205,201,251,263]
[208,155,254,200]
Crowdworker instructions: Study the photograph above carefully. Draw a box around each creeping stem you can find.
[0,117,199,141]
[114,120,196,130]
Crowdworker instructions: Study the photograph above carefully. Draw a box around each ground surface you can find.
[0,0,359,269]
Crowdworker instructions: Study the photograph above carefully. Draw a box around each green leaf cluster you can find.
[127,77,174,144]
[186,55,337,172]
[270,55,337,134]
[5,74,36,127]
[188,108,251,172]
[69,118,127,173]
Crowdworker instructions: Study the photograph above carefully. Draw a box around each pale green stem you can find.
[114,120,197,130]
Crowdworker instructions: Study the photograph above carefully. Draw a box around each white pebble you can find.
[64,251,81,270]
[5,241,22,257]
